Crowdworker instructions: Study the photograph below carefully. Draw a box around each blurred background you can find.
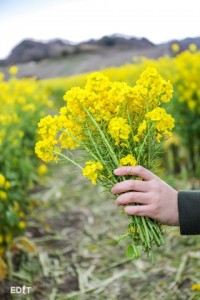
[0,0,200,299]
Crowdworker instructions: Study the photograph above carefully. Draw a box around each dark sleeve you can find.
[178,190,200,235]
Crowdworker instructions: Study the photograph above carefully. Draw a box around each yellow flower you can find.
[132,68,173,109]
[35,140,60,163]
[38,164,48,176]
[57,115,82,149]
[119,154,137,166]
[189,43,197,52]
[0,174,5,186]
[82,161,104,185]
[18,221,26,229]
[134,120,147,142]
[38,115,59,144]
[146,108,174,132]
[86,72,110,93]
[108,117,131,145]
[22,103,36,112]
[60,106,68,116]
[5,181,11,190]
[9,65,18,75]
[0,191,7,200]
[171,43,180,53]
[191,283,200,291]
[18,211,25,218]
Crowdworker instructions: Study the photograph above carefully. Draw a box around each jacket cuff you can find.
[178,190,200,235]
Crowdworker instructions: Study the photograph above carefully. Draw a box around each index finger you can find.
[113,165,156,181]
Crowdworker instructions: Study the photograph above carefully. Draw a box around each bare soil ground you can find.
[1,164,200,300]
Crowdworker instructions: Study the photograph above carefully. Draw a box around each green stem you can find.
[85,122,114,177]
[60,128,100,162]
[136,123,154,164]
[53,151,83,169]
[84,108,119,166]
[141,217,151,250]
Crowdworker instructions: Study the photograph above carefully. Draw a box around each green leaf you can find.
[126,244,135,259]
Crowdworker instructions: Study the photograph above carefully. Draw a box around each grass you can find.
[1,163,200,300]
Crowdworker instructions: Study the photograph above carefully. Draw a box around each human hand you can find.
[111,165,179,226]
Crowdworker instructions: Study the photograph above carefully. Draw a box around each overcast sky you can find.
[0,0,200,59]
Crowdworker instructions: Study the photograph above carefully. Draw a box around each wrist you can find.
[171,190,179,226]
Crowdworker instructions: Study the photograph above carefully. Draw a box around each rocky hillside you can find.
[0,35,200,79]
[0,35,155,66]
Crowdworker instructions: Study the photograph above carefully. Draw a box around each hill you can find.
[0,35,200,79]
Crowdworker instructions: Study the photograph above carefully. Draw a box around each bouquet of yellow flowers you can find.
[35,67,174,260]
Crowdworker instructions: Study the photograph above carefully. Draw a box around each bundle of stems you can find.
[35,68,174,261]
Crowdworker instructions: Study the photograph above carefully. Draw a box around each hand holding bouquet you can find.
[35,68,174,261]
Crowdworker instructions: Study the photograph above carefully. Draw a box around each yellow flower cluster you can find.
[35,113,83,162]
[146,107,175,141]
[82,161,104,184]
[131,67,173,112]
[119,154,137,166]
[36,68,174,190]
[108,117,131,145]
[134,120,147,142]
[35,140,60,163]
[0,67,54,263]
[36,69,174,166]
[0,173,11,201]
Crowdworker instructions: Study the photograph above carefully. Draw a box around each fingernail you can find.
[114,169,120,175]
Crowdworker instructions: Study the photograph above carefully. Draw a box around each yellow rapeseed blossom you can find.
[18,221,26,229]
[38,164,48,176]
[132,68,173,112]
[0,174,5,186]
[35,140,60,163]
[189,43,197,52]
[119,154,137,166]
[146,107,174,142]
[171,43,180,53]
[108,117,131,145]
[191,283,200,291]
[134,120,147,142]
[38,115,59,144]
[82,161,104,184]
[0,191,7,200]
[9,65,18,75]
[22,103,36,112]
[5,181,11,190]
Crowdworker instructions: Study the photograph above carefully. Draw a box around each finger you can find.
[114,165,156,181]
[115,192,149,205]
[111,179,148,194]
[124,204,152,217]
